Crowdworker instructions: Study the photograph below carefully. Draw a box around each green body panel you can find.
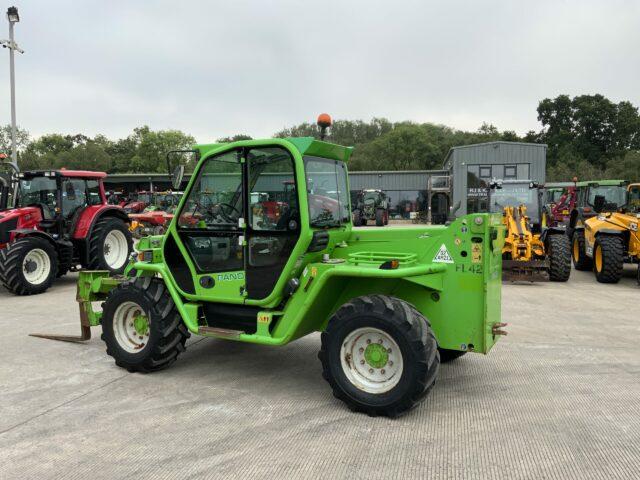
[77,137,504,355]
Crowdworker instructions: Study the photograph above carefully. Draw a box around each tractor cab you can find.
[11,170,107,232]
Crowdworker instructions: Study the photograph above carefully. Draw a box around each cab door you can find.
[244,146,300,300]
[173,148,246,301]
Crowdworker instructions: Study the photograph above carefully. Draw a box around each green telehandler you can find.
[34,116,506,417]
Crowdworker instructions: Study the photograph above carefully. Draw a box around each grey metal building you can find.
[442,141,547,216]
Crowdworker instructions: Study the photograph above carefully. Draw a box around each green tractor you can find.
[352,189,390,226]
[35,125,506,417]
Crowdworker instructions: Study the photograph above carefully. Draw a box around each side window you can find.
[86,180,102,206]
[248,147,298,231]
[62,179,88,217]
[304,157,349,228]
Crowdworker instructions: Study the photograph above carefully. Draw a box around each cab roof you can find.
[20,169,107,179]
[194,137,353,163]
[575,179,627,187]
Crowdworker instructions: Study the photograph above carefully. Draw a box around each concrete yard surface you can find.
[0,266,639,479]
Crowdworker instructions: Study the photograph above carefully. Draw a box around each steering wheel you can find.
[216,202,241,222]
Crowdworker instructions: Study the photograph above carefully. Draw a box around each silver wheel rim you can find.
[103,230,128,269]
[113,301,150,353]
[340,327,404,394]
[22,248,51,285]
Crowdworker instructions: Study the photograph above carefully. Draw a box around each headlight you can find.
[630,222,638,232]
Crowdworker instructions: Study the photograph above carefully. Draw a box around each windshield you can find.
[363,192,379,202]
[490,183,539,219]
[588,186,627,208]
[628,185,640,210]
[17,177,58,217]
[137,193,152,204]
[547,189,563,203]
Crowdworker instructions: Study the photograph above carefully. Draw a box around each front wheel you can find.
[87,217,133,273]
[375,208,385,227]
[0,236,58,295]
[319,295,439,417]
[593,236,624,283]
[547,234,571,281]
[101,277,190,372]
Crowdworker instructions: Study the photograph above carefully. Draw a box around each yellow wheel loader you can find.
[490,180,571,282]
[576,183,640,283]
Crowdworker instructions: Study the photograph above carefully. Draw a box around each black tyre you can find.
[375,208,385,227]
[547,234,571,282]
[571,230,592,271]
[319,295,439,417]
[438,348,467,363]
[0,236,58,295]
[101,277,190,373]
[593,236,624,283]
[87,217,133,273]
[352,210,362,227]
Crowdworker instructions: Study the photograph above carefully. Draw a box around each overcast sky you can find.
[1,0,639,143]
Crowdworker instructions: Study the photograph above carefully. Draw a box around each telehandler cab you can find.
[34,119,506,417]
[572,182,640,283]
[489,180,571,282]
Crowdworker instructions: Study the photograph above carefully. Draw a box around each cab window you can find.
[304,156,350,228]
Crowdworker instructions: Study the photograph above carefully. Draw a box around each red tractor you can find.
[0,167,133,295]
[123,191,155,213]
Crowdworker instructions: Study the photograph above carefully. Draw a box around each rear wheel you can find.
[593,236,624,283]
[319,295,439,417]
[571,230,592,271]
[87,217,133,273]
[101,277,190,372]
[0,236,58,295]
[547,234,571,281]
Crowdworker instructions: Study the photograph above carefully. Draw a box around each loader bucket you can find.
[502,259,550,282]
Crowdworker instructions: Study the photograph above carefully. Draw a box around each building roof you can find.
[442,141,548,168]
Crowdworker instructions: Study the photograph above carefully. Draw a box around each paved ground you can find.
[1,265,639,479]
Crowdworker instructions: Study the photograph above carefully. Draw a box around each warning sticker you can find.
[433,244,454,264]
[472,243,482,264]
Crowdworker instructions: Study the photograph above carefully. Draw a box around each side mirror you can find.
[171,165,185,190]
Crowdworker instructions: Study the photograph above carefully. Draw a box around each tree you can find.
[0,124,30,156]
[217,134,253,143]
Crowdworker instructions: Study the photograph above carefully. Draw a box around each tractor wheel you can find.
[571,230,592,271]
[593,236,624,283]
[438,348,467,363]
[352,210,362,227]
[101,277,190,373]
[547,234,571,282]
[319,295,439,417]
[87,217,133,273]
[384,210,389,225]
[0,237,58,295]
[375,208,385,227]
